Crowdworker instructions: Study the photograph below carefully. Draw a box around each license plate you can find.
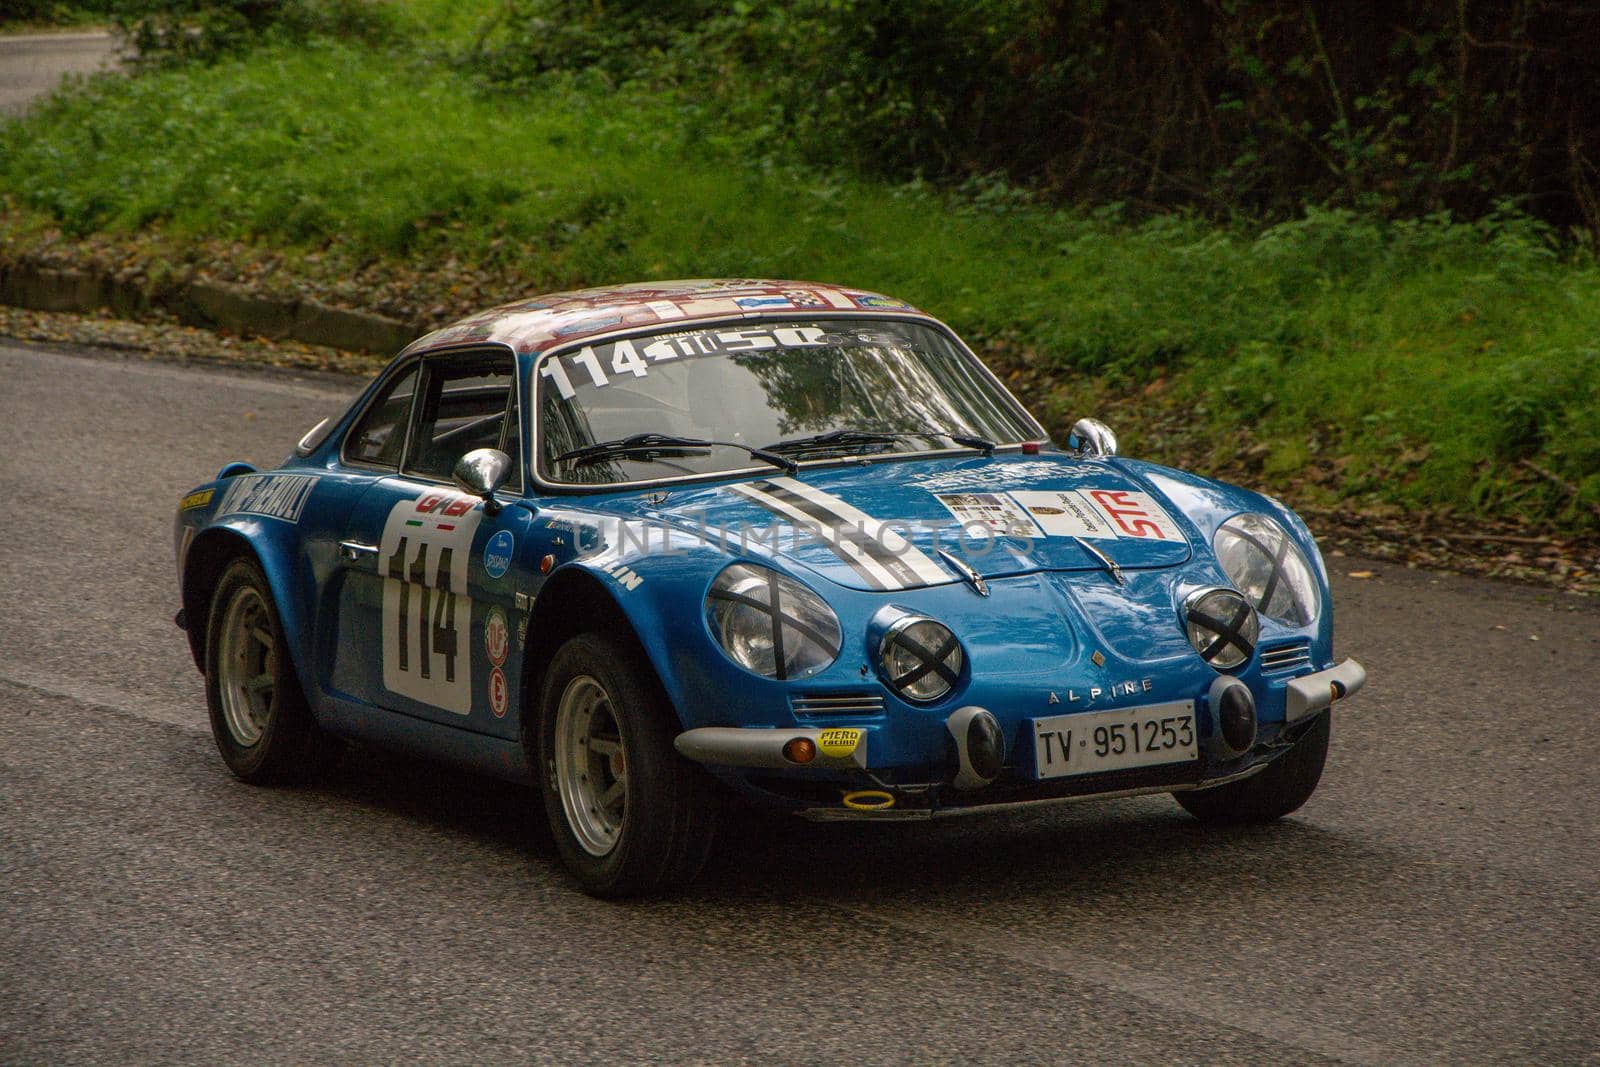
[1031,700,1197,780]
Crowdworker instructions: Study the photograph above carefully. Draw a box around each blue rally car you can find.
[174,279,1365,896]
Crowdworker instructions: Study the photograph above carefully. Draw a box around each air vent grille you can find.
[1260,642,1311,673]
[791,692,886,716]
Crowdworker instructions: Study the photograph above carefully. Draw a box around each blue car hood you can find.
[590,453,1198,592]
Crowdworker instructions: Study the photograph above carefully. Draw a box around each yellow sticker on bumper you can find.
[817,728,863,759]
[180,489,214,511]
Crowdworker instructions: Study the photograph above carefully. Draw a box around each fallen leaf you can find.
[1347,570,1375,579]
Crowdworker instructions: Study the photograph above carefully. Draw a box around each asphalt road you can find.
[1,340,1596,1064]
[0,32,118,116]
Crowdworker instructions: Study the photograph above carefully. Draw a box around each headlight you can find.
[1185,588,1260,671]
[705,563,841,680]
[1213,513,1320,626]
[880,617,964,703]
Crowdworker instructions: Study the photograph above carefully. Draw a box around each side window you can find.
[344,364,418,468]
[405,354,520,486]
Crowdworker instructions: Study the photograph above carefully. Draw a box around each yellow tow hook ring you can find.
[842,789,896,811]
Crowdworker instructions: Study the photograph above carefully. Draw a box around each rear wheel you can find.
[1176,711,1329,823]
[205,558,340,783]
[538,633,718,898]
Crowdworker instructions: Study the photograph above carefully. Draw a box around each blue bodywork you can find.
[175,305,1345,817]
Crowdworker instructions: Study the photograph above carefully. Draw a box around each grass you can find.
[1,36,1597,530]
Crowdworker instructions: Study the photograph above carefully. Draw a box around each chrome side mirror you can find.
[1068,417,1118,457]
[452,448,512,515]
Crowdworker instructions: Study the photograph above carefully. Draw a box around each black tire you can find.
[204,557,341,784]
[1175,711,1329,823]
[537,633,718,898]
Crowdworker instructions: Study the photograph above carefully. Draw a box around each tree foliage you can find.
[479,0,1600,235]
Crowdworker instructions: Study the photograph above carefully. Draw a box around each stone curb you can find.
[0,260,417,355]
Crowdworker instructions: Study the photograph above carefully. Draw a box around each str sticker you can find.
[488,666,509,718]
[379,491,484,714]
[817,728,863,759]
[934,492,1043,536]
[484,529,514,579]
[485,606,510,667]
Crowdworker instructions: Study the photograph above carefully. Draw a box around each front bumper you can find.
[676,658,1365,818]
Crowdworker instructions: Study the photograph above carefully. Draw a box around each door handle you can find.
[340,540,379,561]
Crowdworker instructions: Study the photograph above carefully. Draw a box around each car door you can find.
[328,347,535,740]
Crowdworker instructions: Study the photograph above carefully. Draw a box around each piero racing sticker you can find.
[538,325,829,399]
[379,491,484,714]
[180,489,214,511]
[730,477,949,591]
[1009,488,1182,541]
[214,474,317,523]
[817,727,863,759]
[933,493,1043,537]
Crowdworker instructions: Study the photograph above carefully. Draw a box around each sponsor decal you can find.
[1009,490,1121,539]
[847,293,912,310]
[379,491,484,714]
[646,299,684,321]
[783,290,828,308]
[483,529,514,579]
[729,477,949,591]
[488,666,509,718]
[539,326,828,399]
[215,474,317,524]
[485,606,510,667]
[675,296,745,316]
[1083,489,1182,540]
[817,727,863,759]
[734,295,793,310]
[180,489,214,511]
[933,493,1043,537]
[552,312,623,337]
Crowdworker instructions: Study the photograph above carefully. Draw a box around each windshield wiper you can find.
[763,428,996,457]
[554,432,798,474]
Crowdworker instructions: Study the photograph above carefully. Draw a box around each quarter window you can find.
[345,364,418,468]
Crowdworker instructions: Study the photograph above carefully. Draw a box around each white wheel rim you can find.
[217,586,275,747]
[554,675,628,857]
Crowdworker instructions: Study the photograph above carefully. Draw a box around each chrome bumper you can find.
[674,726,869,770]
[1284,657,1366,722]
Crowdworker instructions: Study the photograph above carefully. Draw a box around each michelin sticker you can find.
[484,529,514,579]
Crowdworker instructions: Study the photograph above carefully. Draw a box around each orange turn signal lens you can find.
[782,737,817,764]
[540,554,555,574]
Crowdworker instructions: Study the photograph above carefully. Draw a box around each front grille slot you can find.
[791,692,885,716]
[1260,642,1311,673]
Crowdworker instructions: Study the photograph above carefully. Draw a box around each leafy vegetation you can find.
[0,12,1597,532]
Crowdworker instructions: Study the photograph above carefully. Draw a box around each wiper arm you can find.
[763,428,996,457]
[555,432,797,474]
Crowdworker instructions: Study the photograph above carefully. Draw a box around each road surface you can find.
[0,31,117,116]
[1,340,1595,1063]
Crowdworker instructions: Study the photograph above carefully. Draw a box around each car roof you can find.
[402,279,926,358]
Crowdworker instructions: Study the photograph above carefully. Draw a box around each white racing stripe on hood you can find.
[729,478,952,590]
[770,477,951,586]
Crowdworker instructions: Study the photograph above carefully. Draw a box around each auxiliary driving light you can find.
[1208,677,1258,754]
[782,737,817,764]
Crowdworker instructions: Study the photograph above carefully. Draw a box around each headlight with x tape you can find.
[879,616,965,703]
[1213,513,1321,627]
[704,563,842,680]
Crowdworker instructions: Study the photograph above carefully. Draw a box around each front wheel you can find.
[1175,711,1329,823]
[205,557,341,784]
[538,633,718,898]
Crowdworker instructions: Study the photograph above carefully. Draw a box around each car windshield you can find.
[535,318,1038,486]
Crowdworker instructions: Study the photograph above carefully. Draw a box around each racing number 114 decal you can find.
[379,492,484,714]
